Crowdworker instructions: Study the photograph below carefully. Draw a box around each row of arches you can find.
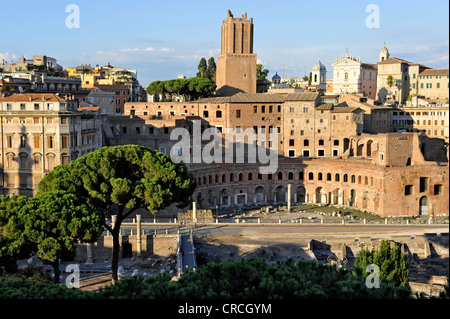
[196,170,377,188]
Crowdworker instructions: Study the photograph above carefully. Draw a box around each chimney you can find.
[29,96,32,101]
[42,95,46,101]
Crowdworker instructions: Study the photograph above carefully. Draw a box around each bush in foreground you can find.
[0,259,411,299]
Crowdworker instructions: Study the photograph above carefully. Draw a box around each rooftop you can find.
[0,93,68,102]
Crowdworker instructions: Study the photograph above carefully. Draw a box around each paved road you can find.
[179,233,197,271]
[120,223,449,238]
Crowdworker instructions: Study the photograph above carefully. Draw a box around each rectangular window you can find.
[34,135,40,148]
[434,184,442,195]
[34,103,40,110]
[61,135,69,148]
[288,149,295,157]
[317,149,325,157]
[236,110,241,118]
[405,185,413,196]
[419,177,428,193]
[253,105,257,113]
[332,149,339,156]
[159,147,166,154]
[6,103,12,110]
[261,105,265,113]
[20,103,26,110]
[47,136,54,148]
[302,150,310,157]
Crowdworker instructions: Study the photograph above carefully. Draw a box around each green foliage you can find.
[0,259,411,299]
[146,77,216,101]
[206,57,216,81]
[38,145,195,214]
[0,192,104,282]
[386,75,394,87]
[257,64,269,80]
[197,57,207,78]
[37,145,195,281]
[353,240,409,287]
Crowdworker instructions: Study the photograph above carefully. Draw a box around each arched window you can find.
[358,176,362,184]
[215,175,219,183]
[230,173,234,182]
[351,175,356,183]
[343,174,348,182]
[209,175,212,183]
[344,72,348,81]
[248,172,253,181]
[278,172,283,180]
[222,174,226,182]
[299,172,304,180]
[288,172,294,180]
[327,173,332,181]
[309,172,314,180]
[365,176,368,185]
[216,110,222,118]
[239,173,243,181]
[335,174,340,182]
[318,173,323,181]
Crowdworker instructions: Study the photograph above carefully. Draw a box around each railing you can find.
[121,216,448,227]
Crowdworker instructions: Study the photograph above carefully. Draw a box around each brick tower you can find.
[216,10,257,96]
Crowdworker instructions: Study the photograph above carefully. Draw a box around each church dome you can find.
[312,59,326,71]
[272,72,281,81]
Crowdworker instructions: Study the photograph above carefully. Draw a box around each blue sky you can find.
[0,0,448,86]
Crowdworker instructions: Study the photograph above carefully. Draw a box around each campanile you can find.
[216,10,257,96]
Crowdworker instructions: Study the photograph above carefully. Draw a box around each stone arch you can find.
[419,196,429,216]
[349,189,356,207]
[274,185,286,203]
[367,140,373,157]
[315,187,326,204]
[254,186,266,203]
[220,188,230,206]
[296,186,306,203]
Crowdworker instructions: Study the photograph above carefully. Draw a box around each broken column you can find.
[136,214,142,261]
[192,201,197,224]
[287,183,291,212]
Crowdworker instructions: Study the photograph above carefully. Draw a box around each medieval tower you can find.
[216,10,257,96]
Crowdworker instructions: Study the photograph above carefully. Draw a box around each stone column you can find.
[287,183,291,212]
[136,214,142,261]
[86,243,93,264]
[192,201,197,223]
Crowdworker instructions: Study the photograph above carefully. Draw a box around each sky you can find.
[0,0,448,87]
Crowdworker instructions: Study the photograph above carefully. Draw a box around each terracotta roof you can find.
[361,63,377,70]
[0,93,67,102]
[331,106,361,113]
[377,57,411,65]
[419,68,449,76]
[78,106,100,111]
[197,93,285,103]
[285,92,320,101]
[316,103,334,110]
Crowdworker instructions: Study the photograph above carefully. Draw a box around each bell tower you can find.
[379,44,390,62]
[216,10,257,96]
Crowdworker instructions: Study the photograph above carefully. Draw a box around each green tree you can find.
[37,145,196,283]
[206,57,216,81]
[257,64,269,80]
[0,192,103,283]
[0,195,34,274]
[353,240,409,287]
[22,191,104,283]
[386,75,394,87]
[308,72,312,86]
[197,57,208,78]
